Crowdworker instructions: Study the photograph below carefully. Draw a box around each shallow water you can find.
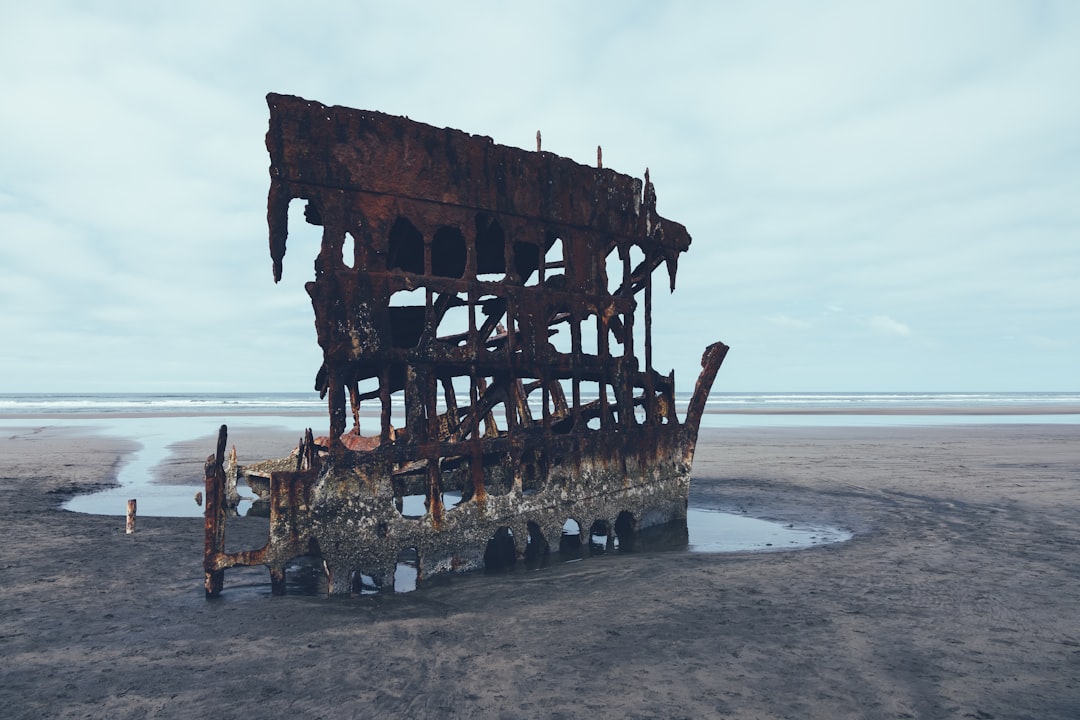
[0,415,311,517]
[685,508,851,552]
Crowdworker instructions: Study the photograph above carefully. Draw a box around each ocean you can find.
[1,390,1078,424]
[2,392,1076,518]
[2,390,1080,414]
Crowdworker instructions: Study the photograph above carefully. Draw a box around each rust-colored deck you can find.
[204,94,727,596]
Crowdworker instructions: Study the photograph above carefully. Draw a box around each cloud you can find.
[867,315,912,338]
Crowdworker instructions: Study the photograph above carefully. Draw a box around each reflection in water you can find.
[250,505,851,566]
[552,509,851,557]
[556,508,850,559]
[282,555,328,596]
[271,509,852,596]
[284,509,848,597]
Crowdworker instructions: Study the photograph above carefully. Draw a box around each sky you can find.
[1,1,1077,393]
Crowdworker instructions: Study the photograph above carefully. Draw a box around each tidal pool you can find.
[685,508,851,552]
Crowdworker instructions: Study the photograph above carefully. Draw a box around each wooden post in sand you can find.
[126,499,136,534]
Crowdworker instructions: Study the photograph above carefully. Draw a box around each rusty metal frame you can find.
[204,94,727,596]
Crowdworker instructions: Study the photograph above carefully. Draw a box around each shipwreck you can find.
[203,93,728,596]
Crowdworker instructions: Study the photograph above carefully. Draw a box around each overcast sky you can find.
[2,1,1077,393]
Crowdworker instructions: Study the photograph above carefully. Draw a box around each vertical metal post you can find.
[203,425,227,598]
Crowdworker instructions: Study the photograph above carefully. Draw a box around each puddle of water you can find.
[575,509,851,557]
[63,470,212,518]
[62,423,194,517]
[684,508,852,552]
[3,415,313,518]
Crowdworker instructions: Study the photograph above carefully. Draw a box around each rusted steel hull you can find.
[204,94,727,597]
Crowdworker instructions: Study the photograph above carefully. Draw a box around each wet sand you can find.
[1,421,1078,718]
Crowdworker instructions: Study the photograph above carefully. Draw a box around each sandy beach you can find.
[1,420,1078,718]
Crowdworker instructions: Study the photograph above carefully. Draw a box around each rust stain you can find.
[204,94,728,596]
